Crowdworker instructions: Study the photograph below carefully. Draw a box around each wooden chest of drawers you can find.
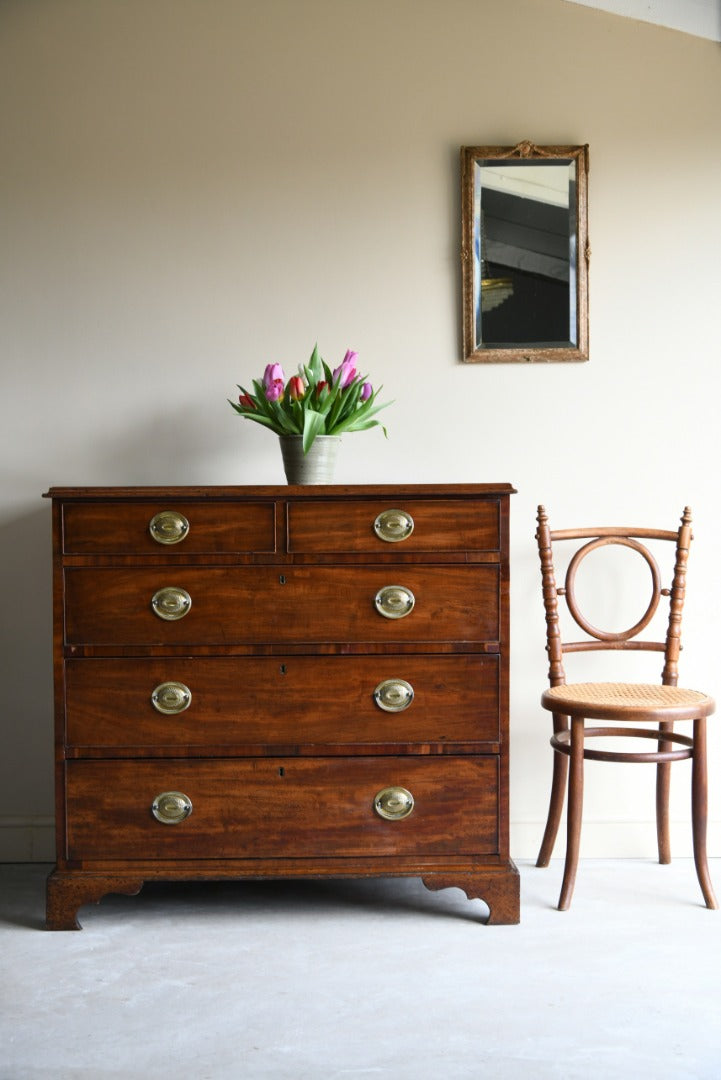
[44,484,519,928]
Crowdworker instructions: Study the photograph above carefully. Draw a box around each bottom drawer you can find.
[65,757,498,860]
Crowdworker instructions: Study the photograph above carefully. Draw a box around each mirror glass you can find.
[461,143,589,363]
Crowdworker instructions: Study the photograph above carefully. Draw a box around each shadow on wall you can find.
[64,402,252,486]
[0,407,274,853]
[36,401,266,492]
[0,505,55,833]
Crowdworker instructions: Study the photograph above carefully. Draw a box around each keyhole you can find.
[278,767,285,777]
[280,664,287,675]
[279,574,286,585]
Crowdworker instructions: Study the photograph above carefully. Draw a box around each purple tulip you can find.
[360,382,372,402]
[263,363,285,389]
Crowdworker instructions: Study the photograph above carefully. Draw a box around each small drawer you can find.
[61,501,276,555]
[287,499,500,553]
[64,654,500,749]
[65,757,499,860]
[63,565,499,646]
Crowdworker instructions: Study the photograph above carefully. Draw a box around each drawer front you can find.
[64,565,499,646]
[288,498,499,553]
[65,757,499,859]
[65,654,500,748]
[61,501,276,555]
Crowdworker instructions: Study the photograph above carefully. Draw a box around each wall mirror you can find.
[461,141,589,363]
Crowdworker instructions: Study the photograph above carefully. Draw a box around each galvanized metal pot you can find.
[279,435,340,484]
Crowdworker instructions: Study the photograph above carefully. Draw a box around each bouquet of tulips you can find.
[229,344,391,453]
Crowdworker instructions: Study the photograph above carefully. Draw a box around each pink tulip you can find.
[263,363,285,389]
[360,382,372,402]
[333,349,358,388]
[287,375,305,401]
[265,379,284,402]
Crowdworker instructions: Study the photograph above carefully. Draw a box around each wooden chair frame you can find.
[535,505,716,909]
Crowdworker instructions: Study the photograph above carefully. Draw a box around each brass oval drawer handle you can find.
[374,679,414,712]
[151,587,192,621]
[149,510,190,545]
[151,790,193,825]
[374,786,414,820]
[373,509,414,543]
[374,585,415,620]
[151,681,192,715]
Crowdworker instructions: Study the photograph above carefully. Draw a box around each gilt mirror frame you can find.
[461,141,589,363]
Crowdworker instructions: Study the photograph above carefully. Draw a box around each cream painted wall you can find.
[1,0,719,862]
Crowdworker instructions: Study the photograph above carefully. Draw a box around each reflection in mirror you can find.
[461,142,589,363]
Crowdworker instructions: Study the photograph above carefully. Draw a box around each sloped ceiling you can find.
[562,0,721,41]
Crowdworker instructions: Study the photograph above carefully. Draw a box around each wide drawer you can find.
[287,498,499,553]
[64,654,500,749]
[65,757,499,859]
[61,501,276,555]
[63,565,499,646]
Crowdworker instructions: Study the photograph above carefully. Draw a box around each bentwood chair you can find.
[535,505,716,910]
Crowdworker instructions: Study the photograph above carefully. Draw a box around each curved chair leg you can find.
[691,717,718,910]
[537,750,569,867]
[537,712,570,868]
[656,720,674,864]
[559,716,585,911]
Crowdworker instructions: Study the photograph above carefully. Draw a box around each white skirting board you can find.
[512,819,721,860]
[0,817,54,862]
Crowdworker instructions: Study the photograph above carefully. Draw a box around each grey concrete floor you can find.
[1,859,720,1079]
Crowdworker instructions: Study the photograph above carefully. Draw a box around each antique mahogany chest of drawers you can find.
[44,484,518,928]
